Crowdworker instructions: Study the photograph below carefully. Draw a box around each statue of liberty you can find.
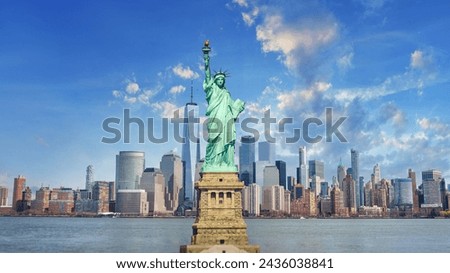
[201,40,245,173]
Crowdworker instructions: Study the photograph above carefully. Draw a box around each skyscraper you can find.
[342,174,356,214]
[297,146,309,188]
[350,149,361,207]
[115,151,145,191]
[86,165,94,193]
[160,151,183,211]
[373,164,381,185]
[258,141,275,163]
[242,183,261,216]
[0,186,8,206]
[393,178,413,207]
[337,159,346,187]
[408,168,419,213]
[140,168,166,214]
[12,175,26,211]
[181,94,199,207]
[92,181,110,213]
[309,159,324,196]
[309,160,325,180]
[263,165,279,188]
[239,135,255,186]
[422,169,442,207]
[275,160,286,189]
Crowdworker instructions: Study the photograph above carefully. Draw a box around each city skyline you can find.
[1,1,450,193]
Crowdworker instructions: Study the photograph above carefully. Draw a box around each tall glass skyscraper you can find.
[239,135,255,186]
[85,165,94,192]
[422,169,442,206]
[297,146,309,188]
[275,160,286,189]
[309,160,325,180]
[350,149,361,207]
[337,159,346,187]
[393,178,413,206]
[160,151,183,211]
[181,99,199,207]
[115,151,145,191]
[258,141,275,163]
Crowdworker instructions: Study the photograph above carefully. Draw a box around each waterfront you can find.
[0,217,449,253]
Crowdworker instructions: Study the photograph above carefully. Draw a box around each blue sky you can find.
[1,0,449,197]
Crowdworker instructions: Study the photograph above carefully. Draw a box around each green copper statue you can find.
[201,40,245,173]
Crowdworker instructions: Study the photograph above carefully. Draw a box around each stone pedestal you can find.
[180,172,260,253]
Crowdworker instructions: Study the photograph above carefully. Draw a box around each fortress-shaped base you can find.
[180,172,260,253]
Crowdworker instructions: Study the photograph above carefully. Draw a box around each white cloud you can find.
[417,117,449,134]
[337,52,354,71]
[277,81,331,110]
[125,82,140,94]
[151,101,180,118]
[138,90,155,105]
[112,90,122,98]
[233,0,248,8]
[169,85,186,94]
[172,64,199,80]
[242,7,259,26]
[410,49,433,70]
[124,95,137,104]
[245,102,270,115]
[333,69,426,103]
[256,13,338,72]
[380,102,406,127]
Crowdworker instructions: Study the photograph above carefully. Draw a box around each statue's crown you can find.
[213,69,230,79]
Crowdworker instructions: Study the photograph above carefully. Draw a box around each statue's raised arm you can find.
[202,40,211,83]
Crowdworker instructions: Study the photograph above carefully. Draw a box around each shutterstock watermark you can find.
[101,108,347,144]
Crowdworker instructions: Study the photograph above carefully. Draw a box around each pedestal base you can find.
[180,172,260,253]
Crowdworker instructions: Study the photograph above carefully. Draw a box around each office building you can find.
[140,168,166,214]
[0,186,8,206]
[331,185,345,216]
[372,164,381,185]
[297,146,309,188]
[393,178,413,207]
[48,188,75,214]
[342,174,356,214]
[115,151,145,191]
[408,168,420,213]
[92,181,110,213]
[31,187,51,213]
[181,97,200,206]
[263,165,279,188]
[350,149,361,207]
[262,185,286,213]
[290,187,316,217]
[86,165,94,193]
[320,181,329,197]
[242,183,261,216]
[309,160,324,180]
[160,151,183,211]
[275,160,286,189]
[254,161,271,189]
[337,159,346,187]
[258,141,275,163]
[12,175,26,211]
[310,175,321,197]
[239,135,255,185]
[286,176,296,192]
[422,169,442,207]
[116,189,148,215]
